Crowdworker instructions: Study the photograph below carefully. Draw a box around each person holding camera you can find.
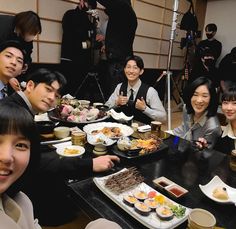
[189,48,219,90]
[60,1,103,96]
[195,23,222,65]
[218,47,236,92]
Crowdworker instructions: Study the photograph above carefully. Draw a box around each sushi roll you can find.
[156,206,174,221]
[123,195,138,206]
[134,202,151,216]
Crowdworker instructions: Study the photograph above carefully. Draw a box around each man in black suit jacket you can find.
[1,68,120,226]
[81,0,138,99]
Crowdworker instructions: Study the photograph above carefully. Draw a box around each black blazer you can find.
[0,93,94,225]
[214,135,235,155]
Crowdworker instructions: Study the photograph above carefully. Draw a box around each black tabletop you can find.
[67,133,236,229]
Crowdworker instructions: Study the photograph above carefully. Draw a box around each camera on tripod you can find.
[180,30,201,49]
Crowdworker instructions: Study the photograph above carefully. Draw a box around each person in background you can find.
[106,55,166,124]
[214,87,236,154]
[173,77,221,149]
[0,11,42,92]
[195,23,222,66]
[1,68,120,226]
[0,40,26,99]
[0,102,122,229]
[189,47,219,90]
[60,1,104,97]
[218,47,236,92]
[81,0,138,99]
[0,10,41,68]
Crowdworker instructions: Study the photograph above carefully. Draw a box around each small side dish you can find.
[165,184,188,198]
[153,176,174,189]
[199,175,236,204]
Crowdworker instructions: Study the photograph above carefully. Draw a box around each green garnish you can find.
[170,204,186,218]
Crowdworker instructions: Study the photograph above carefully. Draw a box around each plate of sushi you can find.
[93,168,190,229]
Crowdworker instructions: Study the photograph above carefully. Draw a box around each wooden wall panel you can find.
[133,37,161,54]
[39,43,61,63]
[134,1,164,23]
[136,19,162,39]
[38,0,75,21]
[0,0,36,12]
[39,21,62,43]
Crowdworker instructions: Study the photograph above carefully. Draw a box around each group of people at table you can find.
[0,10,236,229]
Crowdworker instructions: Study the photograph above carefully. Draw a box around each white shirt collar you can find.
[127,79,141,93]
[222,123,236,139]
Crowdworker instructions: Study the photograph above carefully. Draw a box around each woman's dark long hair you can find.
[0,103,40,197]
[183,76,218,117]
[222,86,236,102]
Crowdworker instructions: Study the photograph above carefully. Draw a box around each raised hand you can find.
[135,97,146,111]
[116,91,128,106]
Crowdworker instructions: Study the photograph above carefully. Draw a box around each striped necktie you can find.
[1,85,8,98]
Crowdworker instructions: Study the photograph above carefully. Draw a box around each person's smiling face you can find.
[191,85,210,117]
[0,134,30,194]
[25,80,60,113]
[222,100,236,121]
[124,60,144,84]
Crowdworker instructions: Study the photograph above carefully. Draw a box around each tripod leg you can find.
[94,75,106,103]
[74,73,90,97]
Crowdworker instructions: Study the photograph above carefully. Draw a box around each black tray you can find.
[111,142,169,159]
[48,108,110,127]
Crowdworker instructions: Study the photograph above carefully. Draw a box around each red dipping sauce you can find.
[169,187,184,197]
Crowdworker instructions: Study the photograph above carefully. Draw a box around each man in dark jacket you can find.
[1,68,119,226]
[82,0,138,99]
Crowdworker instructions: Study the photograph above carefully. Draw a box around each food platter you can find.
[199,176,236,204]
[112,142,168,159]
[83,122,134,139]
[93,169,190,229]
[48,107,110,125]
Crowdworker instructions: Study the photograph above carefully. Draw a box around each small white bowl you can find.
[54,126,70,139]
[56,145,85,157]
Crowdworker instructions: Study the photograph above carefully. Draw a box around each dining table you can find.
[66,130,236,229]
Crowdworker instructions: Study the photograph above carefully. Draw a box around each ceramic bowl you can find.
[54,126,70,139]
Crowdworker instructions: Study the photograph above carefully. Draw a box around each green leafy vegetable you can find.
[170,204,186,218]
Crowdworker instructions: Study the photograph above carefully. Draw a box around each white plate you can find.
[83,122,134,138]
[56,144,85,157]
[87,133,116,146]
[199,176,236,204]
[93,169,190,229]
[40,136,71,145]
[108,109,133,122]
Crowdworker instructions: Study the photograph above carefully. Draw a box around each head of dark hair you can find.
[205,23,217,32]
[26,68,67,94]
[14,11,42,37]
[0,39,27,64]
[184,76,218,117]
[222,87,236,102]
[124,55,144,70]
[0,102,40,197]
